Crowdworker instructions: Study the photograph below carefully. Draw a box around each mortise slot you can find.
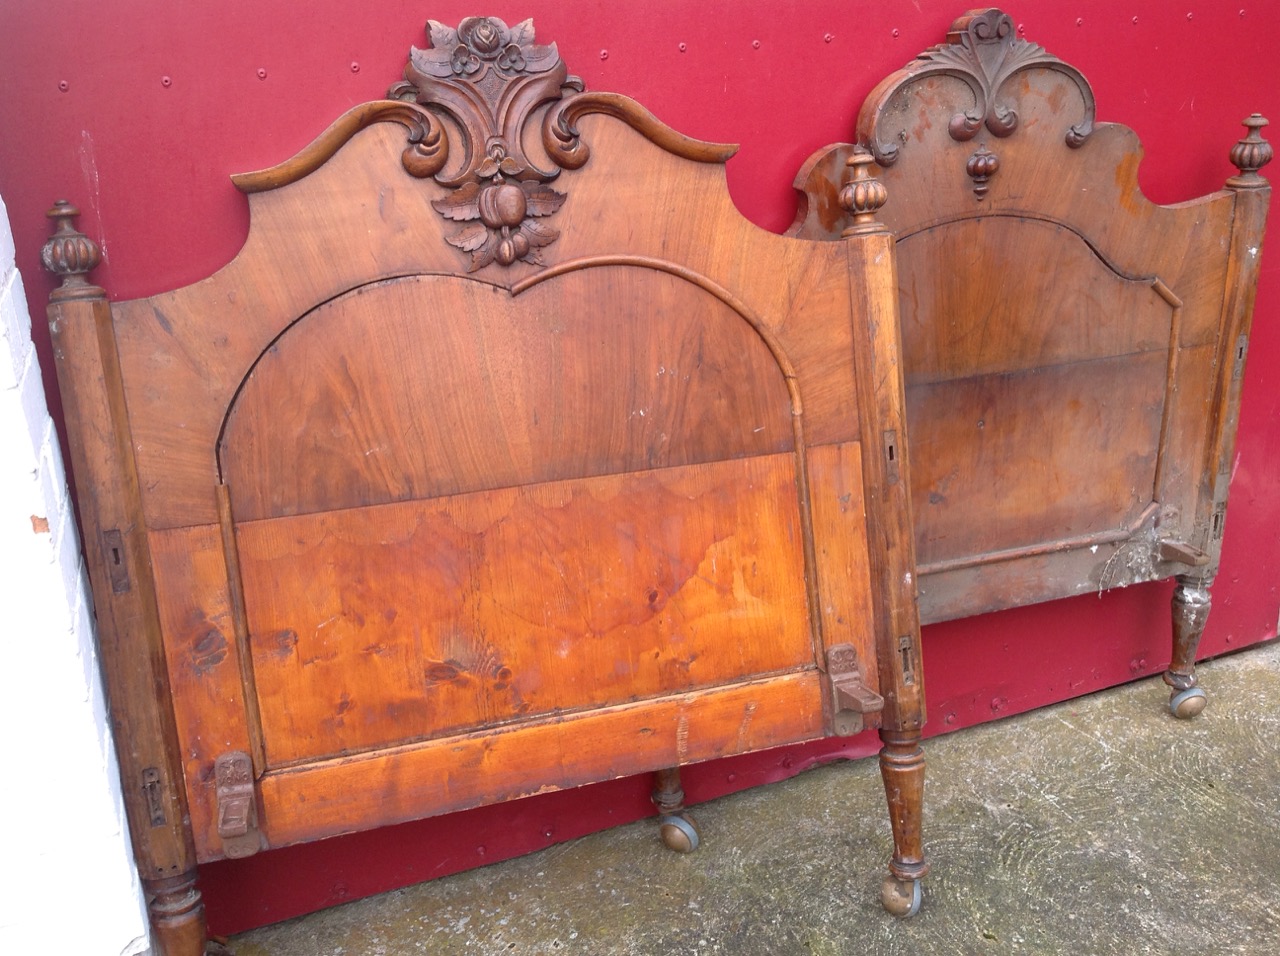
[1232,334,1248,380]
[883,429,901,483]
[141,767,166,826]
[103,529,131,593]
[898,635,915,686]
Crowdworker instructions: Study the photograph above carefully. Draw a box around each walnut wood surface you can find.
[46,20,925,932]
[792,8,1270,625]
[238,455,812,767]
[218,272,795,520]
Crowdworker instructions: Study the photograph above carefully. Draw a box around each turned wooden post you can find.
[878,730,928,890]
[1164,573,1213,717]
[841,153,929,915]
[1163,116,1272,719]
[42,202,209,956]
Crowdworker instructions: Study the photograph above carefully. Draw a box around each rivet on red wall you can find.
[256,68,267,80]
[350,61,360,73]
[161,76,172,88]
[57,80,69,93]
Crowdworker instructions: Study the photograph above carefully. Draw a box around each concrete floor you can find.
[230,641,1280,956]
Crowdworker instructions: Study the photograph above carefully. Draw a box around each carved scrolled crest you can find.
[860,7,1095,168]
[388,17,585,270]
[386,17,737,271]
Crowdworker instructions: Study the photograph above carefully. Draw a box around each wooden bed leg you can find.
[878,729,928,918]
[652,766,700,853]
[146,871,212,956]
[1164,572,1213,719]
[43,204,213,956]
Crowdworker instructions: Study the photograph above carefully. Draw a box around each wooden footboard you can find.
[43,16,926,952]
[792,7,1270,635]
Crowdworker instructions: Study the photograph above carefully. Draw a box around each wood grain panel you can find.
[897,217,1176,385]
[254,671,825,852]
[806,441,877,678]
[236,453,813,767]
[908,351,1167,568]
[115,120,865,530]
[918,532,1165,625]
[219,270,795,521]
[150,524,253,859]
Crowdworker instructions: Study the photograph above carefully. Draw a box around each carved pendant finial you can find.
[966,144,1000,200]
[1228,114,1272,188]
[840,150,889,237]
[42,201,103,299]
[389,18,586,271]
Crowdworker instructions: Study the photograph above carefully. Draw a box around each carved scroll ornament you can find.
[862,7,1095,169]
[387,17,580,270]
[380,17,736,272]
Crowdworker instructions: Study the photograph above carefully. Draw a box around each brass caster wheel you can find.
[1170,686,1207,719]
[881,875,923,918]
[658,813,700,853]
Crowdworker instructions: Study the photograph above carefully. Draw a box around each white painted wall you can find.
[0,193,152,955]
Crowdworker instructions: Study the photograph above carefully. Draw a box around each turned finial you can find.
[1228,114,1272,188]
[42,200,103,299]
[840,150,889,237]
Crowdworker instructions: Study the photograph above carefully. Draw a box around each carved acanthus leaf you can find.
[446,223,490,253]
[523,184,566,217]
[431,182,481,221]
[863,7,1095,168]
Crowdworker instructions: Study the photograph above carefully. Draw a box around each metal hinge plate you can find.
[825,643,884,737]
[215,750,263,859]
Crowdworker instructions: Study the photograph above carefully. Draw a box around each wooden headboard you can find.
[792,7,1270,716]
[43,17,926,952]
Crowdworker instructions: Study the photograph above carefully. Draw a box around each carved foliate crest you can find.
[864,7,1095,170]
[389,17,586,270]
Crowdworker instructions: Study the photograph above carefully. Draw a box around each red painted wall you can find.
[1,1,1275,935]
